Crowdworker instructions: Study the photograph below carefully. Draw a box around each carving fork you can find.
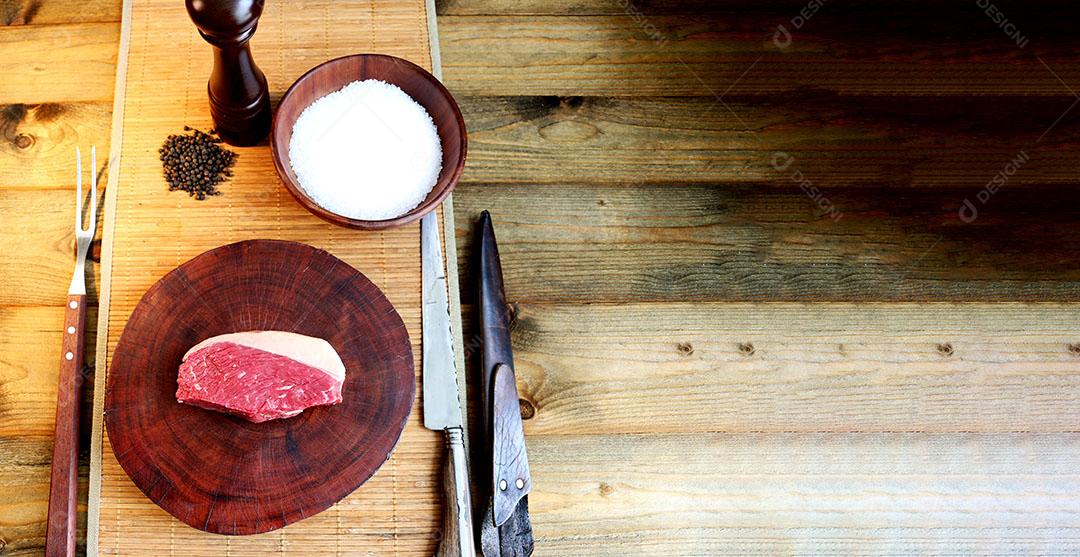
[46,147,97,557]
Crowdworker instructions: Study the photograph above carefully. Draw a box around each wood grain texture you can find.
[436,0,714,16]
[0,22,119,103]
[525,433,1080,555]
[458,95,1080,187]
[439,0,1017,16]
[4,0,1080,554]
[453,183,1080,303]
[467,302,1080,435]
[0,436,54,556]
[435,428,475,557]
[0,102,112,189]
[0,437,91,557]
[45,294,87,557]
[0,305,98,553]
[490,364,531,524]
[475,211,534,551]
[439,13,1080,96]
[0,305,96,437]
[89,0,452,553]
[0,0,120,25]
[0,189,103,307]
[105,240,414,535]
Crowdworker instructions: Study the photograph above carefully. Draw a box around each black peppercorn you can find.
[159,127,237,200]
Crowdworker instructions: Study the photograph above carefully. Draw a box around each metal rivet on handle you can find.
[67,326,76,334]
[499,479,507,491]
[69,300,78,309]
[515,478,524,489]
[65,352,74,360]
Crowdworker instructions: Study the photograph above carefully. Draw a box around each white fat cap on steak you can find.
[183,331,346,382]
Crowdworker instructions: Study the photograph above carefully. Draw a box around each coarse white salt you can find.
[288,79,442,221]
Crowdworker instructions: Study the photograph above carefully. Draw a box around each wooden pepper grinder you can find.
[186,0,271,146]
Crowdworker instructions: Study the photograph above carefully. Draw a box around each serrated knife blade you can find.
[420,211,475,557]
[422,212,464,430]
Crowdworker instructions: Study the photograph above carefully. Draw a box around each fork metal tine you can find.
[88,146,97,235]
[69,146,97,296]
[75,147,83,232]
[73,146,99,235]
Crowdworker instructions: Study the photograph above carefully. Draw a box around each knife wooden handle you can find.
[437,427,475,557]
[481,496,534,557]
[46,294,86,557]
[490,364,531,526]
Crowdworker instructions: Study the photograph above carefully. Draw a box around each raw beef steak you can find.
[177,331,346,422]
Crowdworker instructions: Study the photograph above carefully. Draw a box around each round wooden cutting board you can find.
[105,240,415,535]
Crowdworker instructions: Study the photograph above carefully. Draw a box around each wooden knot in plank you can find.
[13,132,32,149]
[518,397,536,420]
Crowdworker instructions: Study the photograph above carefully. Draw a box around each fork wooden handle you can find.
[45,294,87,557]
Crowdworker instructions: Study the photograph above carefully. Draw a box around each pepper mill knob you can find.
[186,0,271,146]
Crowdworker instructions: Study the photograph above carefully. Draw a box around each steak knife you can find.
[421,212,475,557]
[477,211,534,557]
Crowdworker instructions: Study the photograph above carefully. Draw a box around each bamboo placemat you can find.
[87,0,465,554]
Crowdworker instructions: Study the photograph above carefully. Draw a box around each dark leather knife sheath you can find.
[477,211,534,557]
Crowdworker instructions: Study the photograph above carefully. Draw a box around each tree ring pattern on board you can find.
[105,239,415,535]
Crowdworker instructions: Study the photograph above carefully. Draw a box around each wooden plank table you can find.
[4,0,1080,554]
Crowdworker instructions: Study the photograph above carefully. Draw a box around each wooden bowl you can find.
[105,240,415,535]
[270,54,467,230]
